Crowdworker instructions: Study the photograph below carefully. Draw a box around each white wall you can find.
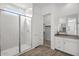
[31,4,67,49]
[31,4,43,48]
[41,4,63,49]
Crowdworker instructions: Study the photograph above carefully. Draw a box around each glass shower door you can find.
[0,10,19,56]
[20,16,31,52]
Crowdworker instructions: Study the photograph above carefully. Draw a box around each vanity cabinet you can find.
[55,37,79,56]
[64,39,78,55]
[55,37,64,51]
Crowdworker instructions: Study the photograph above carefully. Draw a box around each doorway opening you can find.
[43,13,51,48]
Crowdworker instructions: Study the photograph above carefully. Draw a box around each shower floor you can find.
[1,44,31,56]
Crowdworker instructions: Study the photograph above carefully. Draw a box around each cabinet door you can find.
[55,37,64,51]
[64,39,77,55]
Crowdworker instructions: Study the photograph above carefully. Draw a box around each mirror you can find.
[57,14,78,35]
[57,17,67,34]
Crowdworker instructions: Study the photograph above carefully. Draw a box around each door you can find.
[0,10,19,56]
[20,16,31,52]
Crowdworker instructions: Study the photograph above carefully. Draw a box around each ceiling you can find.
[12,3,32,16]
[33,3,67,8]
[12,3,32,10]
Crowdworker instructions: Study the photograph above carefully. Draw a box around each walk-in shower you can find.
[0,9,32,56]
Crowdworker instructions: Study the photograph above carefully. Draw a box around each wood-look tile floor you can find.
[20,45,71,56]
[44,40,50,48]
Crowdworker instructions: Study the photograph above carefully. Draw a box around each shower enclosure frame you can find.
[0,9,32,56]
